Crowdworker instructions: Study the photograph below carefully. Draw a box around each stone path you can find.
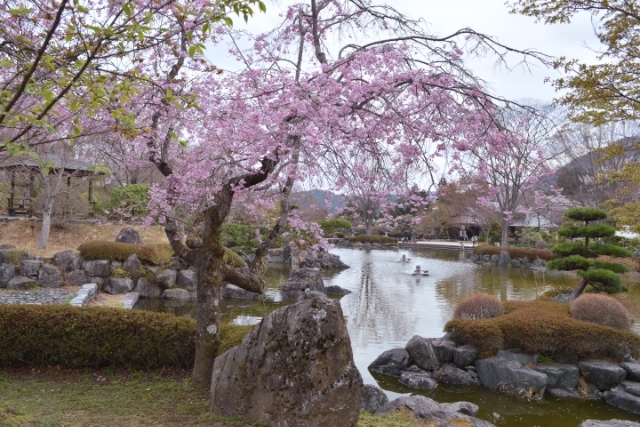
[0,288,77,305]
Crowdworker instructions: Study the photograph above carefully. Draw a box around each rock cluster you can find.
[370,338,640,413]
[471,251,548,270]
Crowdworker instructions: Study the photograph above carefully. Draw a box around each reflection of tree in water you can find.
[342,251,416,347]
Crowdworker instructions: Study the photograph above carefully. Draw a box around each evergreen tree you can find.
[548,207,632,300]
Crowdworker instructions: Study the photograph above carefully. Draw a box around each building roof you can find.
[0,155,104,177]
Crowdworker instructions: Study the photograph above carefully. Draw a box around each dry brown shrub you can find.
[474,244,557,261]
[570,294,632,330]
[445,300,640,361]
[453,293,504,320]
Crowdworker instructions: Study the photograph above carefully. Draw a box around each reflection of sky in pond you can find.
[231,315,263,326]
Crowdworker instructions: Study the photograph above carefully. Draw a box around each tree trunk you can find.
[365,216,374,235]
[568,277,588,302]
[500,219,509,248]
[191,253,224,390]
[37,201,53,249]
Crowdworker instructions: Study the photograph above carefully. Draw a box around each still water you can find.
[136,247,640,426]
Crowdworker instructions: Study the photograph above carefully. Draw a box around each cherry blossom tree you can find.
[453,105,561,247]
[132,0,557,389]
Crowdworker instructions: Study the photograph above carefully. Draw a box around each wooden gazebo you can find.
[0,156,103,217]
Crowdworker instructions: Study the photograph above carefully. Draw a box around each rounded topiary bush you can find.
[453,293,504,320]
[570,294,632,330]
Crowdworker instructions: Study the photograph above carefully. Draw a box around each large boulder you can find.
[368,348,412,377]
[82,260,111,277]
[432,364,480,386]
[162,288,191,300]
[115,227,142,244]
[20,260,42,278]
[7,276,37,290]
[123,254,143,283]
[67,269,89,287]
[54,250,83,272]
[0,263,16,288]
[281,267,325,301]
[604,381,640,415]
[210,295,363,427]
[325,285,351,296]
[176,269,196,291]
[361,384,388,413]
[533,364,580,389]
[496,349,539,365]
[453,345,479,368]
[38,264,63,288]
[375,395,494,427]
[135,277,162,298]
[620,362,640,382]
[222,283,260,300]
[154,269,176,290]
[399,370,438,389]
[475,357,547,399]
[580,361,627,392]
[300,252,350,270]
[580,421,640,427]
[405,335,440,371]
[498,251,511,267]
[431,338,456,364]
[104,277,134,295]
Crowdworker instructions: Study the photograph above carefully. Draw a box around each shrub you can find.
[564,207,608,222]
[551,242,598,258]
[570,294,632,330]
[334,232,345,238]
[473,244,557,261]
[591,260,630,274]
[0,305,251,369]
[317,218,352,235]
[547,255,592,271]
[579,268,628,293]
[105,184,150,219]
[445,300,640,361]
[591,243,634,258]
[453,294,504,320]
[78,240,174,266]
[345,234,398,244]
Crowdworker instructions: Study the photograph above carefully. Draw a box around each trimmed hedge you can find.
[78,240,174,265]
[453,294,504,320]
[78,240,246,268]
[0,305,251,369]
[345,234,398,244]
[444,300,640,362]
[473,244,557,261]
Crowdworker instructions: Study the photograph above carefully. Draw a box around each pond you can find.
[135,247,640,426]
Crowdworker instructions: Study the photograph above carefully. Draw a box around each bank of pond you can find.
[2,246,640,426]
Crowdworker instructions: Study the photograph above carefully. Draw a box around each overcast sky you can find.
[208,0,602,104]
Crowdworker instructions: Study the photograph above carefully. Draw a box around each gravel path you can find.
[0,288,77,305]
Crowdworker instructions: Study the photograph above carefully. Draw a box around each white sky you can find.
[208,0,602,104]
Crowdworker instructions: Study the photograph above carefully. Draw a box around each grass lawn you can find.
[0,368,423,427]
[0,220,168,258]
